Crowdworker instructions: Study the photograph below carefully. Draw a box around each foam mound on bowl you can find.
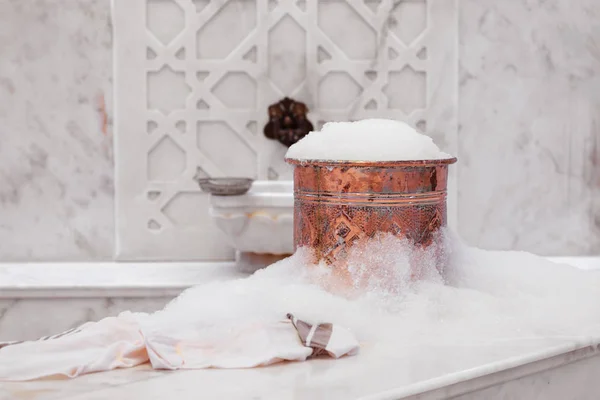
[285,119,453,161]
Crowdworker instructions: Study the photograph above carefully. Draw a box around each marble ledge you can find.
[0,261,248,298]
[366,340,600,400]
[0,257,598,299]
[2,336,599,400]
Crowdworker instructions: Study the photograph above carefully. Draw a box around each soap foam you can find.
[148,232,600,361]
[285,119,453,161]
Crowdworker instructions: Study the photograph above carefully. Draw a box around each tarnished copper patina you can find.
[264,97,314,147]
[285,157,457,276]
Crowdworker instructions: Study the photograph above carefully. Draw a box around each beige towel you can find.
[0,312,359,381]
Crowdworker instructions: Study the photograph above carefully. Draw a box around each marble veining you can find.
[0,0,114,261]
[458,0,600,255]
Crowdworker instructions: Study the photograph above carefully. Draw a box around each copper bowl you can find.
[196,178,253,196]
[285,157,457,270]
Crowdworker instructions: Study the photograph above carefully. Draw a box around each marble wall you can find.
[0,0,114,261]
[458,0,600,255]
[0,0,598,260]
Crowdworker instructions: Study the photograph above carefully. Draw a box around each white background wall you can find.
[0,0,598,261]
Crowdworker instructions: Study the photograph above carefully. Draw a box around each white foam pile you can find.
[155,232,600,364]
[285,119,453,161]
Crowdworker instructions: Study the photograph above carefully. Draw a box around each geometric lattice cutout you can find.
[384,66,426,113]
[317,46,332,63]
[191,0,210,12]
[416,119,427,133]
[147,120,159,134]
[196,99,210,109]
[296,0,306,11]
[175,47,186,60]
[365,70,377,81]
[175,120,186,133]
[148,219,162,231]
[196,1,257,59]
[364,0,382,13]
[319,72,363,109]
[417,47,427,60]
[388,0,427,46]
[389,48,399,60]
[147,48,158,60]
[147,135,186,181]
[162,192,208,227]
[197,71,209,82]
[364,99,377,110]
[246,121,257,135]
[147,191,161,201]
[146,0,184,46]
[212,72,257,109]
[197,121,256,177]
[193,166,208,181]
[243,47,257,63]
[318,0,376,59]
[269,16,306,93]
[147,66,190,114]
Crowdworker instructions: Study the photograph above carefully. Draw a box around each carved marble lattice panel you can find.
[113,0,457,260]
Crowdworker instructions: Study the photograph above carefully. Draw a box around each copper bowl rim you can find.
[284,157,457,167]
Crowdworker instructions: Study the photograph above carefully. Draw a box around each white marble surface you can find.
[1,336,598,400]
[450,350,600,400]
[0,0,114,261]
[458,0,600,255]
[0,261,245,298]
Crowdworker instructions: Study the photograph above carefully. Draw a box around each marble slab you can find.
[113,0,458,261]
[1,337,598,400]
[0,261,246,298]
[457,0,600,256]
[449,350,600,400]
[0,0,114,261]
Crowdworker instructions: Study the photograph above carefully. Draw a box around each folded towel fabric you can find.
[0,312,359,381]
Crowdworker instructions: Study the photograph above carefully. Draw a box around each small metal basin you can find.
[196,178,254,196]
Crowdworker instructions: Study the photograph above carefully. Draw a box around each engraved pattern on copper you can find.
[264,97,314,147]
[287,159,456,267]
